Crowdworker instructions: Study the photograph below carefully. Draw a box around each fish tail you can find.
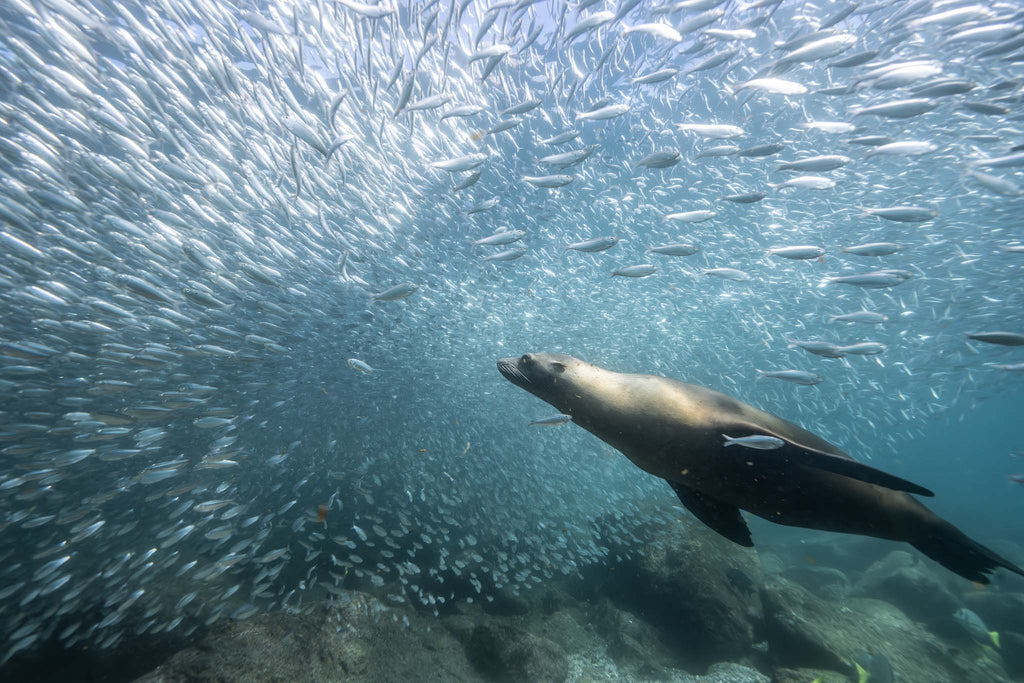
[991,631,1001,649]
[722,434,735,446]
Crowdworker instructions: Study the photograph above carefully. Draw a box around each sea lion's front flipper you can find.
[779,443,934,496]
[733,423,935,496]
[667,481,753,547]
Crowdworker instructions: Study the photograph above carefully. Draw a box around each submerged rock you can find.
[591,598,678,678]
[136,612,339,683]
[851,550,963,625]
[467,621,568,682]
[768,535,895,577]
[761,575,1010,683]
[1000,631,1024,679]
[593,505,763,670]
[782,566,850,601]
[136,591,480,682]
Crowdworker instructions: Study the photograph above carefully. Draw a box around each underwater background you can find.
[0,0,1023,680]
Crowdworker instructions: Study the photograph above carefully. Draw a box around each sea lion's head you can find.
[497,353,585,409]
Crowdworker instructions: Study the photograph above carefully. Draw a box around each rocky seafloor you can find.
[14,504,1024,683]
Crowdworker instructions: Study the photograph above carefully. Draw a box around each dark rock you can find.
[595,507,763,670]
[467,621,568,682]
[851,550,963,625]
[446,599,596,659]
[135,612,328,683]
[782,566,850,601]
[528,609,595,656]
[482,588,533,617]
[442,611,481,647]
[1000,631,1024,679]
[590,599,676,678]
[757,551,786,575]
[761,575,1009,683]
[136,591,480,682]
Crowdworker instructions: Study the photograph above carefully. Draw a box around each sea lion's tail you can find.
[911,517,1024,584]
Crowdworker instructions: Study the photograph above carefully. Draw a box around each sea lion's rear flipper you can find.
[668,481,753,547]
[911,516,1024,583]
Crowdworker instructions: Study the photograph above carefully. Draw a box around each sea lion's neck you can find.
[565,371,656,449]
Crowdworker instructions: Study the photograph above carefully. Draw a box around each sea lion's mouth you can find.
[497,357,530,386]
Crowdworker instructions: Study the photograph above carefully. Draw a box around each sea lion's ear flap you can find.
[667,481,753,547]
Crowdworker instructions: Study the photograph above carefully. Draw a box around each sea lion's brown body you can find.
[498,353,1024,583]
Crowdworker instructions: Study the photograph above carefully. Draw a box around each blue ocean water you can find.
[0,0,1023,679]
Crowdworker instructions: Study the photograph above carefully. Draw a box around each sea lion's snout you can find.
[498,353,577,398]
[497,356,531,387]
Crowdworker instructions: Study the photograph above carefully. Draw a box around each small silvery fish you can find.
[431,153,488,172]
[703,268,750,281]
[678,123,743,138]
[372,283,418,301]
[647,243,699,256]
[837,342,887,356]
[826,270,912,288]
[776,155,850,172]
[522,174,574,188]
[636,151,681,168]
[829,311,889,324]
[567,237,619,252]
[841,243,903,257]
[483,247,527,262]
[529,414,571,426]
[576,103,629,121]
[722,434,785,449]
[966,332,1024,346]
[862,206,936,222]
[347,359,375,373]
[756,370,824,385]
[768,246,825,260]
[612,264,657,278]
[665,210,716,222]
[474,230,526,246]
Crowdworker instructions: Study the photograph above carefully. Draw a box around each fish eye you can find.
[551,362,566,373]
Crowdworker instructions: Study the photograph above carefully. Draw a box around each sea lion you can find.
[497,353,1024,583]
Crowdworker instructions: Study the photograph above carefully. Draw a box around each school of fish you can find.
[0,0,1023,668]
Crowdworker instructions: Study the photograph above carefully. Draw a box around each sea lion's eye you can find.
[551,362,566,373]
[521,354,533,364]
